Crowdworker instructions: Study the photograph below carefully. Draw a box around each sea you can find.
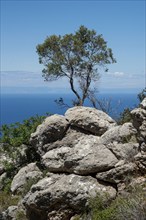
[0,93,139,126]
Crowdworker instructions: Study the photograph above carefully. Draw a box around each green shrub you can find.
[138,87,146,102]
[117,107,132,125]
[0,114,50,179]
[16,210,28,220]
[114,186,146,220]
[0,191,20,212]
[21,177,40,197]
[0,114,49,147]
[85,186,146,220]
[117,88,146,125]
[89,194,116,220]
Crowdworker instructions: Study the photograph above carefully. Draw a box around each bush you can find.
[0,114,49,147]
[117,88,146,125]
[0,114,50,179]
[89,193,116,220]
[114,186,146,220]
[0,191,20,212]
[138,87,146,102]
[81,185,146,220]
[117,107,132,125]
[16,210,28,220]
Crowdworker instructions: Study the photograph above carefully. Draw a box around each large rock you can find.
[134,153,146,173]
[41,128,87,153]
[30,115,69,155]
[140,97,146,109]
[42,134,118,175]
[23,173,116,220]
[2,206,18,220]
[11,163,43,194]
[65,106,116,135]
[131,108,146,129]
[101,122,137,145]
[131,99,146,149]
[96,161,137,184]
[107,143,139,160]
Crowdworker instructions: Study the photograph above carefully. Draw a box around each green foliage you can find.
[21,177,40,197]
[138,87,146,102]
[0,114,48,147]
[0,191,20,212]
[72,215,81,220]
[113,186,146,220]
[0,114,49,179]
[89,194,116,220]
[117,107,132,125]
[16,210,28,220]
[2,177,12,193]
[117,87,146,125]
[82,186,146,220]
[37,25,116,106]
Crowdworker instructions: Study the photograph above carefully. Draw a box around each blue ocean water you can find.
[0,93,139,126]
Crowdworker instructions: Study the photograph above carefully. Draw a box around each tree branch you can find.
[69,67,81,105]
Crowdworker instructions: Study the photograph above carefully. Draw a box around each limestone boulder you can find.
[2,206,18,220]
[23,174,116,220]
[107,143,139,161]
[101,122,137,145]
[128,176,146,188]
[42,135,118,175]
[30,114,69,155]
[11,163,43,194]
[134,153,146,173]
[41,128,87,153]
[131,99,146,148]
[131,108,146,130]
[140,97,146,109]
[140,142,146,153]
[65,106,116,135]
[96,162,137,184]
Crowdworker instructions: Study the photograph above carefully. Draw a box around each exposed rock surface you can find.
[65,106,116,135]
[42,135,118,175]
[96,162,137,183]
[131,98,146,147]
[30,115,69,155]
[100,122,137,145]
[1,100,146,220]
[11,163,43,194]
[2,206,18,220]
[106,143,139,160]
[23,174,116,220]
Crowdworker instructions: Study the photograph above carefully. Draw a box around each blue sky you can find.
[1,0,145,94]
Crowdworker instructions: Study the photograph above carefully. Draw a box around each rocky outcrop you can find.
[23,173,116,220]
[1,100,146,220]
[42,135,118,175]
[30,115,69,155]
[106,143,139,160]
[2,206,18,220]
[96,161,137,184]
[65,107,116,135]
[11,163,43,194]
[100,122,137,145]
[131,98,146,151]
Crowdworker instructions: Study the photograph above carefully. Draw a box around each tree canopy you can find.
[36,25,116,106]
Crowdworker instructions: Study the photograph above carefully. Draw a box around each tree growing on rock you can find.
[37,25,116,106]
